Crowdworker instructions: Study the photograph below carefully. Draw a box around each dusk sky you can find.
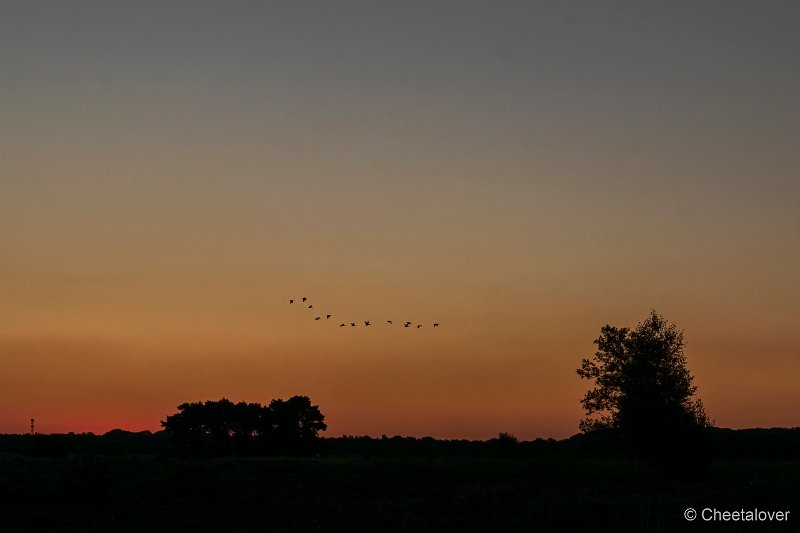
[2,1,798,439]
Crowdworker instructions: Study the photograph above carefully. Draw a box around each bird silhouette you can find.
[417,325,422,328]
[339,323,346,327]
[404,321,412,327]
[433,323,439,327]
[326,314,332,319]
[289,299,294,304]
[308,305,313,309]
[315,317,320,320]
[404,324,410,328]
[364,321,371,326]
[350,322,356,327]
[387,320,392,324]
[302,297,307,302]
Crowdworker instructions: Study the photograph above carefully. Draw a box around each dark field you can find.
[0,430,798,532]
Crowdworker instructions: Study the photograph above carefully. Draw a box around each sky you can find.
[1,1,798,439]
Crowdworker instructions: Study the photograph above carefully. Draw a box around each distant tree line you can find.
[160,396,327,457]
[1,428,798,461]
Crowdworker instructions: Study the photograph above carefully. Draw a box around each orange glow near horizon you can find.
[2,296,798,439]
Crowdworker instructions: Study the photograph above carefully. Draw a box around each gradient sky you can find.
[2,1,798,439]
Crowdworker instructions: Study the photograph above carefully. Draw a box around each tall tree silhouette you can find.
[576,311,710,462]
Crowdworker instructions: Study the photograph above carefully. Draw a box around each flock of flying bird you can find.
[289,297,439,329]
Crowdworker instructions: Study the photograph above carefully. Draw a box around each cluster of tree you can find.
[576,310,712,466]
[160,396,326,457]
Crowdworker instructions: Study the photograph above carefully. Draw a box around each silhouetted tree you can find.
[266,396,327,455]
[576,311,710,464]
[490,432,520,457]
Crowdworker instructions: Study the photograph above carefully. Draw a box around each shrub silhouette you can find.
[490,432,520,457]
[161,396,326,457]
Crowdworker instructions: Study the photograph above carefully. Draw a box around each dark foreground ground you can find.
[0,429,797,532]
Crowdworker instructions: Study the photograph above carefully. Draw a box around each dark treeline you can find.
[0,430,169,457]
[1,427,797,461]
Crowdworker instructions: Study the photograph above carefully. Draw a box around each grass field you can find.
[1,450,797,532]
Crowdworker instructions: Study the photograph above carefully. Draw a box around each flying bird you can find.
[339,324,346,327]
[387,320,392,324]
[302,297,307,302]
[315,317,320,320]
[289,299,294,304]
[404,324,410,328]
[433,323,439,327]
[308,305,313,309]
[404,321,412,327]
[364,321,371,326]
[417,325,422,328]
[351,322,356,327]
[326,314,332,319]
